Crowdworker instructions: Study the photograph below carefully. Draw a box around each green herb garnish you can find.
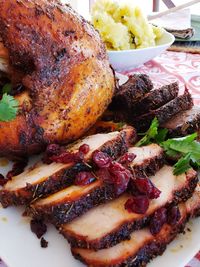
[161,133,200,175]
[154,128,168,144]
[136,117,168,146]
[135,118,200,175]
[136,118,159,146]
[173,153,193,175]
[0,93,19,122]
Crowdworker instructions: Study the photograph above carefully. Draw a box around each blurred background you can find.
[63,0,200,18]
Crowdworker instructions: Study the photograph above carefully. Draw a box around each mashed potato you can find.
[91,0,164,50]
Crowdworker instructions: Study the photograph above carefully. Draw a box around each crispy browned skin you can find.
[0,0,115,157]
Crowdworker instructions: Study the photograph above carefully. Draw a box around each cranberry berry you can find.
[6,160,28,179]
[75,171,95,186]
[149,207,167,235]
[96,168,111,184]
[42,144,62,164]
[92,150,111,168]
[96,161,132,196]
[134,177,161,199]
[79,144,90,155]
[43,143,89,164]
[129,179,141,196]
[125,195,149,214]
[167,206,181,226]
[118,152,136,165]
[109,162,132,195]
[50,151,75,164]
[30,219,47,239]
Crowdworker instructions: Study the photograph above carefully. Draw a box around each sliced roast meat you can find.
[26,144,165,225]
[110,74,153,110]
[162,106,200,137]
[0,127,136,208]
[132,89,193,132]
[127,144,164,176]
[72,186,200,267]
[109,81,179,122]
[129,82,179,117]
[26,180,116,225]
[60,166,197,250]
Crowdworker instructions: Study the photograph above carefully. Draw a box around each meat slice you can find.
[110,74,153,110]
[132,89,193,132]
[26,144,165,225]
[0,127,136,208]
[161,106,200,137]
[109,82,179,122]
[72,185,200,267]
[27,179,116,225]
[127,144,164,176]
[60,166,197,250]
[129,82,179,117]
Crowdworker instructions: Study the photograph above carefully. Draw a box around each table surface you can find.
[1,50,200,267]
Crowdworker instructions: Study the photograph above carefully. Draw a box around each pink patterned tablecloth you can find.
[0,51,200,267]
[124,51,200,106]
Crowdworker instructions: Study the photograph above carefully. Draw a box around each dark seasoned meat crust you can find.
[100,126,137,158]
[129,148,164,177]
[129,82,179,117]
[60,168,198,250]
[26,180,117,225]
[124,225,185,267]
[71,189,200,267]
[0,127,136,208]
[132,89,194,132]
[0,0,115,158]
[0,162,91,208]
[72,221,187,267]
[162,106,200,137]
[25,143,164,225]
[110,74,153,110]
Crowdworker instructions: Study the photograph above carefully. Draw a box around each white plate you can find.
[0,160,200,267]
[0,203,199,267]
[108,30,175,71]
[0,71,199,267]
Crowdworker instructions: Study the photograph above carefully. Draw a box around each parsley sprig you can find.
[162,133,200,175]
[136,118,200,175]
[0,93,19,122]
[135,118,168,147]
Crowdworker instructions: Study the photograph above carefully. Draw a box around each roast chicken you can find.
[0,0,115,158]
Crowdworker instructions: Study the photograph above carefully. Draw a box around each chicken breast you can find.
[0,0,115,157]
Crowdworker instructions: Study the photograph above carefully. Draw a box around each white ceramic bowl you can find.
[108,30,175,71]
